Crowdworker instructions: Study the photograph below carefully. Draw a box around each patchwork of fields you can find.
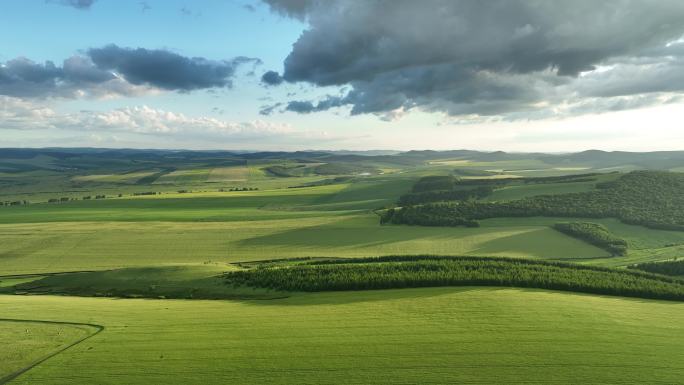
[3,149,684,383]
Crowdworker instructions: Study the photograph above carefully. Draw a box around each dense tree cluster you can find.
[219,187,258,192]
[397,175,499,206]
[398,186,494,206]
[380,207,479,227]
[410,176,458,192]
[553,222,628,256]
[1,200,28,206]
[224,256,684,301]
[629,259,684,277]
[384,171,684,230]
[395,172,606,210]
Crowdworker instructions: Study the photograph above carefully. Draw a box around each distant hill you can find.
[1,148,684,173]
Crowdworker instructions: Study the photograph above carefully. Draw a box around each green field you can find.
[0,319,100,383]
[3,148,684,383]
[2,289,683,384]
[0,213,614,275]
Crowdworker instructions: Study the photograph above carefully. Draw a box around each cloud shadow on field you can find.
[239,215,612,259]
[234,286,491,307]
[236,216,476,249]
[472,227,609,259]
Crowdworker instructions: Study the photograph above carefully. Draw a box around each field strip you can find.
[0,318,104,384]
[0,271,98,280]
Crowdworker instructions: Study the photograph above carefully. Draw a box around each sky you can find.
[1,0,684,152]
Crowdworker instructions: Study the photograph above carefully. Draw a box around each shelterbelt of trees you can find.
[396,173,604,207]
[553,222,628,256]
[630,259,684,277]
[397,186,494,206]
[224,256,684,301]
[383,171,684,231]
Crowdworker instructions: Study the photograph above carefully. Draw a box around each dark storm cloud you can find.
[48,0,97,10]
[88,45,259,91]
[263,0,313,19]
[259,102,283,115]
[284,95,346,113]
[263,0,684,118]
[0,56,116,98]
[261,70,284,86]
[0,46,260,98]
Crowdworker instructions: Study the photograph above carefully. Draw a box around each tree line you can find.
[553,222,628,256]
[0,200,29,206]
[398,185,494,206]
[383,171,684,231]
[629,259,684,277]
[224,255,684,301]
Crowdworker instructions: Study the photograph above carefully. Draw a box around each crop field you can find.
[3,149,684,384]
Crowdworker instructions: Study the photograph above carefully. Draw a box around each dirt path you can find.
[0,318,104,384]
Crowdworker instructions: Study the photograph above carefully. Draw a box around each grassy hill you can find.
[2,288,684,384]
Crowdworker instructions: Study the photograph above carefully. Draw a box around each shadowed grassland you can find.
[2,265,285,300]
[224,256,684,301]
[0,215,608,275]
[480,217,684,251]
[1,289,683,384]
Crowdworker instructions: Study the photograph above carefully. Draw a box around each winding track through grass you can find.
[0,318,103,384]
[3,289,684,384]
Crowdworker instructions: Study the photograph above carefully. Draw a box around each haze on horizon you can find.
[1,0,684,152]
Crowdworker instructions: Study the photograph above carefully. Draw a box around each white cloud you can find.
[73,105,297,138]
[0,96,58,129]
[0,97,351,149]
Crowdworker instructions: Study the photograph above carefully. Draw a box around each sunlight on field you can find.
[0,214,609,275]
[2,288,683,384]
[0,320,98,381]
[428,159,471,165]
[71,171,158,184]
[207,166,249,182]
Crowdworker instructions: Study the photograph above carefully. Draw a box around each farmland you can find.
[3,148,684,383]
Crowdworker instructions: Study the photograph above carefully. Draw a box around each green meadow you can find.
[0,319,99,383]
[3,149,684,383]
[2,289,684,384]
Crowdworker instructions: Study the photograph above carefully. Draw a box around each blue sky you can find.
[0,0,301,118]
[0,1,298,65]
[2,0,684,151]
